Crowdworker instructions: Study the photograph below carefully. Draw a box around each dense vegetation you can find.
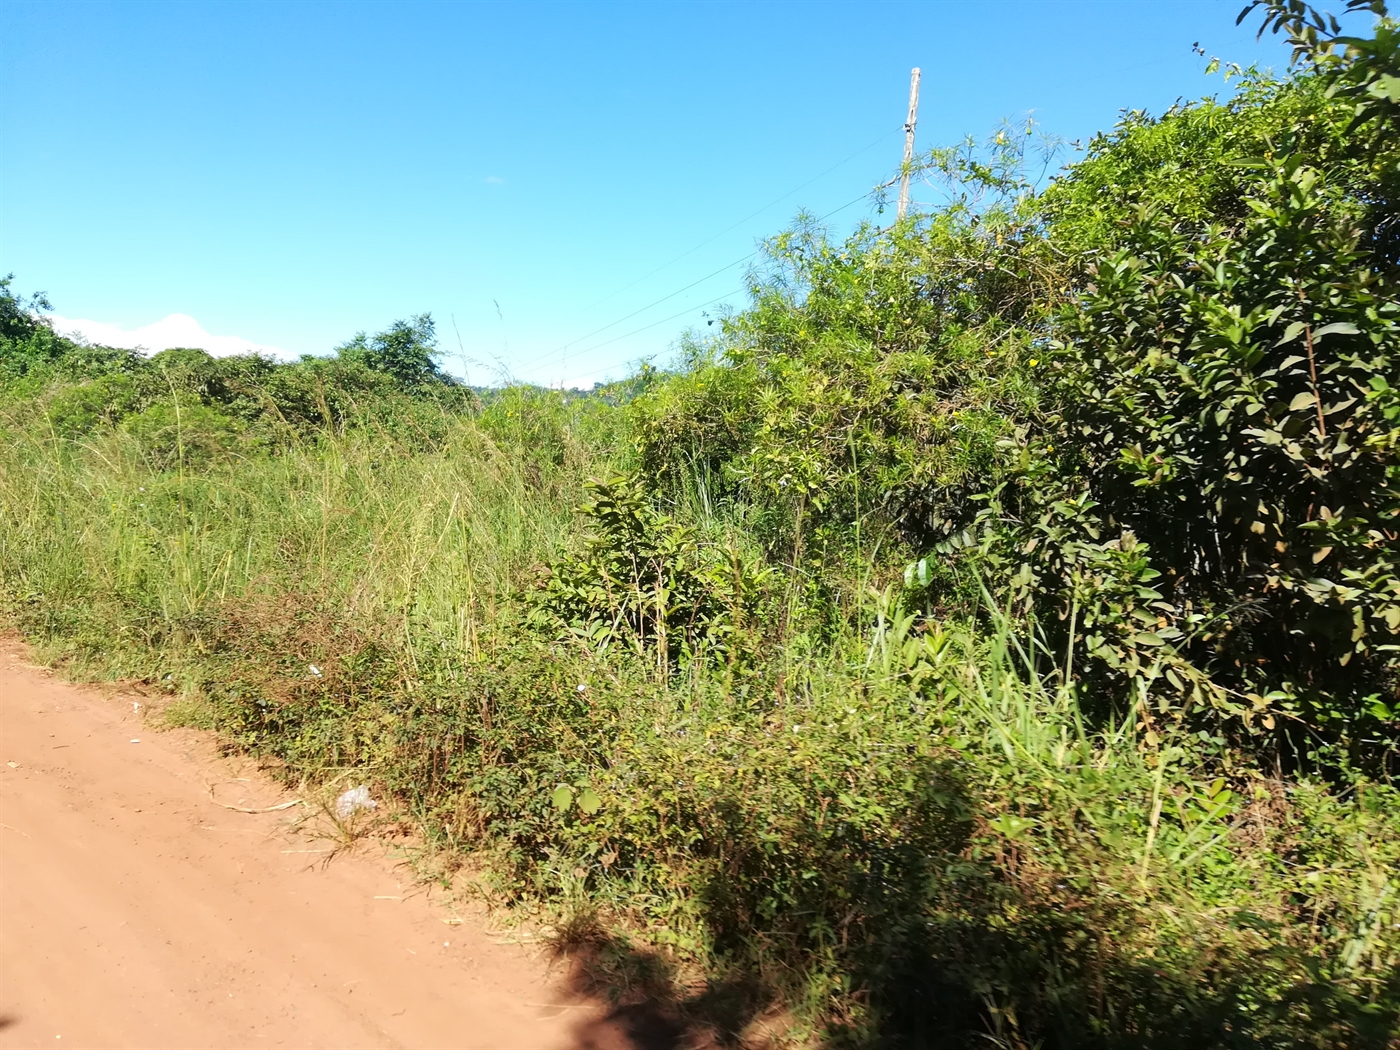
[2,3,1398,1046]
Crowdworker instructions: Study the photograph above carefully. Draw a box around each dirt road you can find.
[0,643,630,1049]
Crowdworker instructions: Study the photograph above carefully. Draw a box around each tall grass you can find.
[1,397,1396,1048]
[0,400,601,674]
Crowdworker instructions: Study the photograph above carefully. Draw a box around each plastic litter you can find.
[335,785,378,819]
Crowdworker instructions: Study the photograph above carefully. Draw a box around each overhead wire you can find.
[549,187,881,386]
[511,125,904,377]
[574,124,904,315]
[575,287,743,358]
[542,288,744,387]
[510,251,753,372]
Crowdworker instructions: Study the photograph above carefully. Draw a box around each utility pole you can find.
[897,67,921,222]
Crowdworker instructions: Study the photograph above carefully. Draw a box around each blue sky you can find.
[2,1,1294,386]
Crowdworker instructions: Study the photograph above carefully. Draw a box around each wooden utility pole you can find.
[897,67,921,222]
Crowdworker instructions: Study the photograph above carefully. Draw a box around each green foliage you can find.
[0,297,486,447]
[1243,1,1398,139]
[955,16,1400,760]
[633,212,1042,572]
[43,372,144,435]
[473,383,625,475]
[1049,162,1397,730]
[1049,78,1337,249]
[0,273,46,340]
[120,401,247,470]
[0,274,98,382]
[331,313,451,390]
[638,33,1398,758]
[531,475,769,664]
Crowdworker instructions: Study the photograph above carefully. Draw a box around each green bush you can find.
[965,16,1400,760]
[120,401,247,470]
[531,475,772,665]
[1045,161,1397,743]
[633,141,1050,561]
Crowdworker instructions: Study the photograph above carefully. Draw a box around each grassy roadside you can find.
[2,401,1396,1048]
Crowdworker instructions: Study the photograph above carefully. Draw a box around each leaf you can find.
[1275,321,1307,347]
[902,558,931,589]
[551,785,575,812]
[1313,322,1359,339]
[1312,546,1333,564]
[1289,391,1318,411]
[577,787,602,815]
[1371,73,1400,104]
[989,814,1037,839]
[1131,632,1166,647]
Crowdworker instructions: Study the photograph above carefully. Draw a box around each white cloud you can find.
[484,175,505,185]
[48,313,293,360]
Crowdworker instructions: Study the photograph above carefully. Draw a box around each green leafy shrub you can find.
[120,401,247,470]
[960,17,1400,758]
[331,313,451,391]
[632,228,1043,624]
[1051,162,1397,732]
[43,373,144,435]
[532,475,770,664]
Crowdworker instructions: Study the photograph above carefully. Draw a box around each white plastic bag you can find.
[334,785,378,819]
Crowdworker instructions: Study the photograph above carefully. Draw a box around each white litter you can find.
[335,785,378,819]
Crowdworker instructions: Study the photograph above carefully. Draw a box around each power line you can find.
[537,186,882,388]
[511,251,752,372]
[568,187,876,354]
[543,292,741,388]
[575,287,742,358]
[512,128,902,377]
[576,125,903,315]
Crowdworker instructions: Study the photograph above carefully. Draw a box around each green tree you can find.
[333,313,451,390]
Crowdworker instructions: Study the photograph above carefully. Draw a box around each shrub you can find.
[967,18,1400,760]
[120,401,247,470]
[531,475,771,665]
[1047,161,1397,741]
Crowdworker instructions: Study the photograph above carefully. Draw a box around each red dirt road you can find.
[0,644,626,1049]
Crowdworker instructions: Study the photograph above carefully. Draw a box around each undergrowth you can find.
[1,401,1395,1047]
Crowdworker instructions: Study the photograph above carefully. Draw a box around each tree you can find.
[334,313,451,389]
